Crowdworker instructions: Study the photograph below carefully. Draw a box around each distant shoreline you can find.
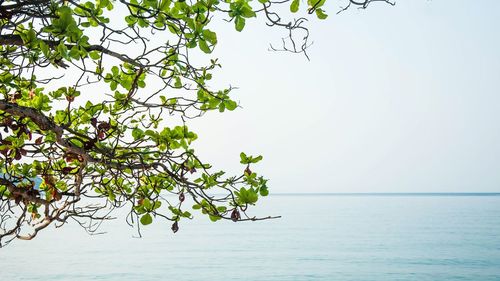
[270,193,500,196]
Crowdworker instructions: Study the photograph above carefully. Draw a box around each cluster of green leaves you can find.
[0,0,332,243]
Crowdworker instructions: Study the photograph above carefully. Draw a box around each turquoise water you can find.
[1,195,500,280]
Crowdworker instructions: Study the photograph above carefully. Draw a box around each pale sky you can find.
[189,0,500,193]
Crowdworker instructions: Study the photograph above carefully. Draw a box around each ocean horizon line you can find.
[269,192,500,196]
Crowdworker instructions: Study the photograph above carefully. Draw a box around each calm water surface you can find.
[1,195,500,280]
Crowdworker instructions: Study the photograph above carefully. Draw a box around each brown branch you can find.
[0,178,50,205]
[0,100,93,160]
[0,34,142,67]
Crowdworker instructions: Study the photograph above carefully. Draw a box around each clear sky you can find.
[189,0,500,193]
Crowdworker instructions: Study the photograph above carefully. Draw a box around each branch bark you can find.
[0,34,142,67]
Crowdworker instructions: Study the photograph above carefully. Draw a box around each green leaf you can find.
[57,42,68,58]
[134,205,147,214]
[235,16,245,32]
[251,155,263,163]
[260,187,269,196]
[132,128,145,140]
[199,40,211,54]
[240,152,248,164]
[174,77,182,88]
[142,198,152,210]
[39,41,50,57]
[202,29,217,44]
[218,102,225,112]
[241,7,256,18]
[99,0,110,9]
[290,0,300,13]
[246,188,259,204]
[224,100,237,111]
[216,206,227,212]
[89,51,100,60]
[140,213,153,225]
[153,201,162,210]
[111,66,119,76]
[209,215,220,222]
[316,8,328,19]
[69,47,80,60]
[236,187,259,204]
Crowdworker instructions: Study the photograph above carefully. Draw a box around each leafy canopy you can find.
[0,0,389,246]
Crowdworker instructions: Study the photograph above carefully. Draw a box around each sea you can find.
[1,194,500,281]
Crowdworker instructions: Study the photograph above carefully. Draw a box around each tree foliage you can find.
[0,0,391,246]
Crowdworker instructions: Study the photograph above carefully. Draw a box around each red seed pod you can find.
[84,139,96,150]
[98,122,110,131]
[14,150,22,160]
[61,167,74,175]
[52,189,62,201]
[244,166,252,176]
[171,221,179,233]
[11,92,21,102]
[179,193,185,202]
[231,208,240,222]
[98,130,105,140]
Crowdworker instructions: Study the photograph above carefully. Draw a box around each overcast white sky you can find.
[188,0,500,193]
